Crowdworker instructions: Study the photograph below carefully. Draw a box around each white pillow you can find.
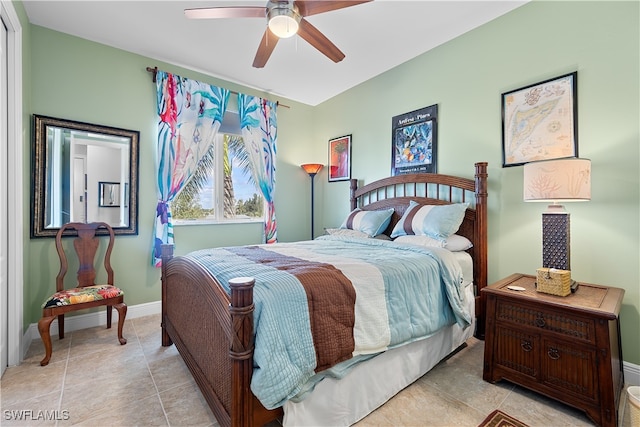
[324,228,370,239]
[390,200,468,241]
[340,208,394,237]
[394,234,473,252]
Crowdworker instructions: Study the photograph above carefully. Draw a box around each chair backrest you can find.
[55,222,115,291]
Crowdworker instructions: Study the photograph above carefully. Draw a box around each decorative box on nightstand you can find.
[482,273,625,427]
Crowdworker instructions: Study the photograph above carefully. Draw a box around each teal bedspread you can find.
[185,235,471,409]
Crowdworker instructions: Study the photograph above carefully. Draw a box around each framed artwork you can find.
[328,134,352,182]
[502,72,578,167]
[391,104,438,176]
[99,181,120,207]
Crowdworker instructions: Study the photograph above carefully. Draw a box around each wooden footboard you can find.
[161,246,282,427]
[161,162,488,427]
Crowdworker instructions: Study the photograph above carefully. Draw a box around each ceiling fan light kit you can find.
[184,0,372,67]
[267,3,301,38]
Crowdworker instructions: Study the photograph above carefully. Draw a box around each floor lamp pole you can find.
[301,163,324,240]
[309,174,316,240]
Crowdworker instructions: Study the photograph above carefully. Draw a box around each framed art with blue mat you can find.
[391,104,438,176]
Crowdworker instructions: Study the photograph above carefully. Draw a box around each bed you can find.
[160,162,488,427]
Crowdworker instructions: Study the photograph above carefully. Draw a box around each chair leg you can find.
[57,314,65,340]
[38,316,56,366]
[114,302,127,345]
[106,305,113,329]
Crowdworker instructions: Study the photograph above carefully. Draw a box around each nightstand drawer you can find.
[495,299,596,344]
[494,325,540,380]
[541,338,599,404]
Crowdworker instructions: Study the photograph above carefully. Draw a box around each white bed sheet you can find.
[283,258,476,427]
[453,251,473,286]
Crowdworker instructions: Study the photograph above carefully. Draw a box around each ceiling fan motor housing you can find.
[267,0,301,38]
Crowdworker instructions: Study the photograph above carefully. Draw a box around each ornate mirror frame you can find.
[31,115,140,237]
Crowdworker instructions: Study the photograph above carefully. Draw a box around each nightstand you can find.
[482,273,625,427]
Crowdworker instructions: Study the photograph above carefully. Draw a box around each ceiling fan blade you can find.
[295,0,372,17]
[184,6,266,20]
[253,29,280,68]
[297,18,345,63]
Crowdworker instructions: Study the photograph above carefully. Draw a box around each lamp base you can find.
[542,211,570,270]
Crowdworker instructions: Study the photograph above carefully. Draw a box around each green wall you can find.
[20,1,639,364]
[313,1,639,364]
[24,26,317,327]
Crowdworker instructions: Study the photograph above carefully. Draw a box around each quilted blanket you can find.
[185,235,471,409]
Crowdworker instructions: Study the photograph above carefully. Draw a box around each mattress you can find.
[282,252,476,426]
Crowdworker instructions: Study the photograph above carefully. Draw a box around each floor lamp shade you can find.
[301,163,323,240]
[523,158,591,270]
[301,163,324,175]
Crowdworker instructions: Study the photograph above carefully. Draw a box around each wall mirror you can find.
[31,115,140,237]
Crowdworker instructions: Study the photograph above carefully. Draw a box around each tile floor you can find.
[0,314,633,427]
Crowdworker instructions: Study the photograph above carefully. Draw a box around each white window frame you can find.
[172,132,265,226]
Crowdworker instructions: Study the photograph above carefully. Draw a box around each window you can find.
[171,112,264,224]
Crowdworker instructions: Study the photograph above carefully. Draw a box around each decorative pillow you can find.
[390,200,469,241]
[394,234,473,252]
[324,228,370,239]
[340,208,394,237]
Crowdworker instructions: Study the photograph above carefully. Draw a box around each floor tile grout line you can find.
[133,318,172,426]
[423,376,496,419]
[55,332,72,427]
[55,323,156,426]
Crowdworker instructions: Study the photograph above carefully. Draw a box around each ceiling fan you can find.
[185,1,372,68]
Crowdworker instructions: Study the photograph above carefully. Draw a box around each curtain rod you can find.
[146,66,290,109]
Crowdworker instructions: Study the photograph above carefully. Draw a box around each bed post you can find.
[160,244,174,347]
[350,178,358,211]
[473,162,488,339]
[229,277,256,427]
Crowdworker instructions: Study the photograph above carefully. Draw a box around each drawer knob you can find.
[534,316,546,328]
[521,340,533,352]
[547,347,560,360]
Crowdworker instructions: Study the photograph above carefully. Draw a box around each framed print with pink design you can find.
[328,134,352,182]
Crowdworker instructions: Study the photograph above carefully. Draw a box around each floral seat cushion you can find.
[42,285,124,309]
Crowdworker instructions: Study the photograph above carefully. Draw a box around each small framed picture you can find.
[328,135,352,182]
[502,72,578,167]
[391,104,438,176]
[99,181,120,207]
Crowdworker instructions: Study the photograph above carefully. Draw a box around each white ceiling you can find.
[22,0,527,106]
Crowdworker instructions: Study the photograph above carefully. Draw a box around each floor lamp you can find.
[523,158,591,271]
[301,163,323,240]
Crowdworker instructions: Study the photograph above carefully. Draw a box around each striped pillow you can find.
[390,200,468,241]
[340,208,394,237]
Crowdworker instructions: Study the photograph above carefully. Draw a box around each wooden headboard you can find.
[349,162,488,338]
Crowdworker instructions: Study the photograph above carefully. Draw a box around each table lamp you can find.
[523,158,591,270]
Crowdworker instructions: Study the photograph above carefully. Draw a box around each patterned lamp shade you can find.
[523,158,591,272]
[523,158,591,204]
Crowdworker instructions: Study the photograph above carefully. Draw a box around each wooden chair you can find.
[38,222,127,366]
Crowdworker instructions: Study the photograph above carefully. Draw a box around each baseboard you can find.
[23,300,161,360]
[22,299,640,386]
[624,361,640,386]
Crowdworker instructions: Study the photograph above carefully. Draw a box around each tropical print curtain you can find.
[153,71,230,266]
[238,94,278,243]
